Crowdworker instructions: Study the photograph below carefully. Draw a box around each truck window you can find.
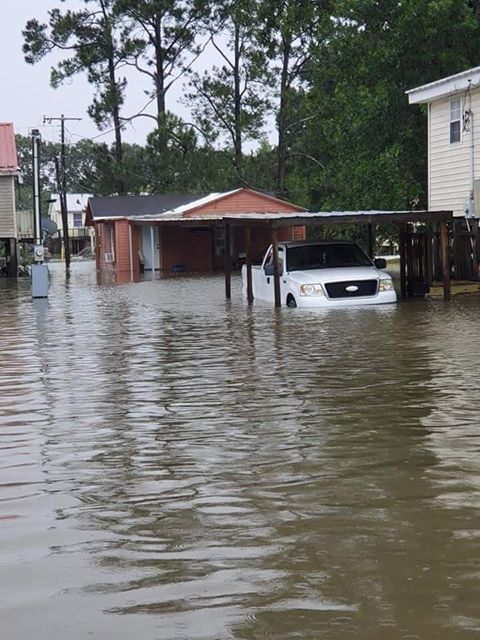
[287,244,372,271]
[264,247,284,274]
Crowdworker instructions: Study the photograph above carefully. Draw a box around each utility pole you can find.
[43,114,81,270]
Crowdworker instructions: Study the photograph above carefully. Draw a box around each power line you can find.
[43,114,82,269]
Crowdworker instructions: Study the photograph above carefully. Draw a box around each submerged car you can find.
[242,240,397,308]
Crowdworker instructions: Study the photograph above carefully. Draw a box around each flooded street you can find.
[1,262,480,639]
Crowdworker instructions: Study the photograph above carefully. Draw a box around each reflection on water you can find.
[1,263,480,639]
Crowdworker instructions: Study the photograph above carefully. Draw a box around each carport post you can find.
[150,225,155,277]
[245,226,254,305]
[271,226,281,308]
[224,221,231,299]
[128,223,133,281]
[367,224,375,259]
[440,221,451,301]
[399,224,407,298]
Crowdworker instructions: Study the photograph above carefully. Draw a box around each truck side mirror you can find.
[374,258,387,269]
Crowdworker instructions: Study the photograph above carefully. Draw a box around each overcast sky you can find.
[0,0,225,147]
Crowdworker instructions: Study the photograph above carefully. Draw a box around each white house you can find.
[407,66,480,218]
[48,193,92,230]
[48,193,94,254]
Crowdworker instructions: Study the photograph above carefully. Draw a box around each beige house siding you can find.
[0,175,16,238]
[429,92,480,216]
[16,209,34,239]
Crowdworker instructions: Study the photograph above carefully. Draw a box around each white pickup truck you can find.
[242,240,397,307]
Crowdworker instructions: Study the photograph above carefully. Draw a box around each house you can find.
[85,188,307,280]
[407,66,480,218]
[48,193,94,256]
[0,123,19,276]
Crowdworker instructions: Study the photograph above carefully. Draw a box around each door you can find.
[259,245,285,302]
[141,225,160,271]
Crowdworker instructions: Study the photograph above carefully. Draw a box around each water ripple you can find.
[1,264,480,639]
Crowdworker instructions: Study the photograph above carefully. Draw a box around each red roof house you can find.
[0,123,19,275]
[86,188,307,281]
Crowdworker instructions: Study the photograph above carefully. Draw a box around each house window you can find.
[73,213,83,227]
[450,98,462,143]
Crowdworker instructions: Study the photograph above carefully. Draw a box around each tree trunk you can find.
[276,34,291,198]
[108,54,124,194]
[152,14,167,155]
[101,0,124,194]
[154,15,166,119]
[233,22,242,175]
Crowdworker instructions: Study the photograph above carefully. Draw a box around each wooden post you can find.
[399,224,407,298]
[128,223,133,281]
[472,218,479,278]
[405,224,414,296]
[6,238,17,277]
[426,227,433,286]
[367,223,375,259]
[54,156,70,269]
[150,225,155,278]
[440,221,451,301]
[271,226,281,308]
[224,221,231,300]
[245,226,253,305]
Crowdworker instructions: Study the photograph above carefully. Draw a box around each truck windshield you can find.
[287,243,372,271]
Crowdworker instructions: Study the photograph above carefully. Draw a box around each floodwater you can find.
[1,262,480,640]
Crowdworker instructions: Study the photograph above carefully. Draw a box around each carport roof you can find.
[223,209,454,226]
[126,209,454,226]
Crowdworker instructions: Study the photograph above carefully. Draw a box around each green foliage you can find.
[23,1,128,132]
[186,0,271,175]
[299,0,480,215]
[113,0,210,121]
[19,0,480,239]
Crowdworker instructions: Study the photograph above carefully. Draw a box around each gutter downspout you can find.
[465,82,478,275]
[470,106,475,214]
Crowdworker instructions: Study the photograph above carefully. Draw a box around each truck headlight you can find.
[379,278,394,292]
[300,283,325,296]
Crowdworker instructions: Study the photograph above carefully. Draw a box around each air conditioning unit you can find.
[104,252,114,263]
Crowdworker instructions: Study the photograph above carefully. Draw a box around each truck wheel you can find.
[287,295,297,308]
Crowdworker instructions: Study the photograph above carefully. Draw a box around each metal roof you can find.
[169,189,241,214]
[222,210,454,226]
[0,123,18,174]
[125,209,453,227]
[407,66,480,104]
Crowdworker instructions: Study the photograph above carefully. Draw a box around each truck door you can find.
[261,246,285,303]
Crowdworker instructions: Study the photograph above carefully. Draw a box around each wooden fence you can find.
[404,220,479,296]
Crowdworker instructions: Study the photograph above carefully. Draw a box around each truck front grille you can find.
[325,279,378,299]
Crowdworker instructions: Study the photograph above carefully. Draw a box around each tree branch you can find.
[286,152,325,168]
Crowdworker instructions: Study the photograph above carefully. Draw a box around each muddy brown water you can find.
[1,262,480,639]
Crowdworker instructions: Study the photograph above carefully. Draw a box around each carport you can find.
[223,209,455,306]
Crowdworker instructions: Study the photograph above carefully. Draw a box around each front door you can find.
[142,225,160,271]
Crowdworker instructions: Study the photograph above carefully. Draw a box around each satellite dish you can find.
[41,218,58,236]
